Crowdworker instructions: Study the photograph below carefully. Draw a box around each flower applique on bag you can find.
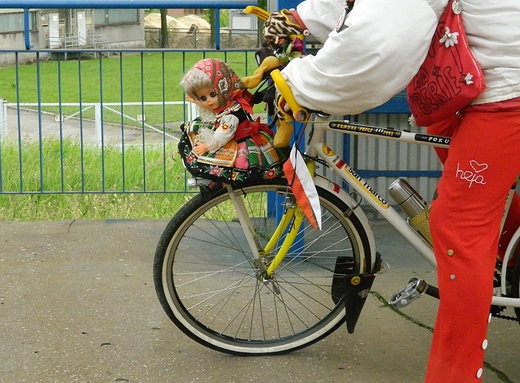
[407,0,486,127]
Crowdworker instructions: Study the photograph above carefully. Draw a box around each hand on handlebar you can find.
[274,88,294,121]
[270,69,309,123]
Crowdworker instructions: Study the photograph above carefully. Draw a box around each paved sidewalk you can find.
[1,219,518,383]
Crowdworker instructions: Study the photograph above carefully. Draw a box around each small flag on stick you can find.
[283,144,322,230]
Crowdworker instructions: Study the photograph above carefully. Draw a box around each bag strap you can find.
[345,0,356,13]
[336,0,356,33]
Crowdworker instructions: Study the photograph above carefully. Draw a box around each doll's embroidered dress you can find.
[178,58,287,183]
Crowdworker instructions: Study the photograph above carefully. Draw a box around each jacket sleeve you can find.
[283,0,447,116]
[296,0,345,44]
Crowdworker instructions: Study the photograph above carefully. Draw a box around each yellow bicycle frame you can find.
[265,204,305,277]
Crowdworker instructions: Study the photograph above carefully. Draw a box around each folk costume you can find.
[178,58,286,184]
[272,0,520,381]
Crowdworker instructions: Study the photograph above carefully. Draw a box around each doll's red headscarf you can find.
[193,58,253,114]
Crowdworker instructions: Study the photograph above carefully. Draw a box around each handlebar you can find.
[270,69,310,122]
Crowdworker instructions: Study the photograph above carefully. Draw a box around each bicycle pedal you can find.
[388,278,428,309]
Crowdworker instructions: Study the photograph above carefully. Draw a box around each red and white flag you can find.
[283,144,322,230]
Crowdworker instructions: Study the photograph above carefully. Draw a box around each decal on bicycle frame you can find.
[344,166,389,209]
[415,134,451,146]
[329,122,402,138]
[321,143,389,209]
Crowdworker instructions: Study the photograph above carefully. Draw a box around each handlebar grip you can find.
[244,6,271,21]
[270,69,309,122]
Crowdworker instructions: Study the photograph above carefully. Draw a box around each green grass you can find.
[0,51,258,104]
[0,192,194,221]
[1,139,186,192]
[0,139,195,221]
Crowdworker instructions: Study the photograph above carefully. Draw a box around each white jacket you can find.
[282,0,520,115]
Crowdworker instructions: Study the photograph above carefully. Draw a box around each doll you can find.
[178,58,287,185]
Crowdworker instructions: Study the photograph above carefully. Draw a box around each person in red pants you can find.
[426,110,520,381]
[257,0,520,381]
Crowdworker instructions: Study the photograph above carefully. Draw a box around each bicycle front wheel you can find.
[153,178,373,355]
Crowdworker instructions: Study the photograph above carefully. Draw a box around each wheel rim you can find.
[161,183,367,353]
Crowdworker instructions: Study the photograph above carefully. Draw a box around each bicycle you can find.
[152,69,520,356]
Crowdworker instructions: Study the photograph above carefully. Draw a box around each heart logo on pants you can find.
[470,160,488,173]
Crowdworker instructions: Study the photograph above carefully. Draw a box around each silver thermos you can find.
[388,178,432,244]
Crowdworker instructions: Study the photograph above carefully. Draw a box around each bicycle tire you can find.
[153,178,373,355]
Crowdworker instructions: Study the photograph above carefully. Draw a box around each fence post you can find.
[188,102,198,121]
[95,103,102,145]
[0,98,5,141]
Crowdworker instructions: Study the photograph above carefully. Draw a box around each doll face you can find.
[195,87,219,111]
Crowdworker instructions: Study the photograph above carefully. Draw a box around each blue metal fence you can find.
[0,49,258,194]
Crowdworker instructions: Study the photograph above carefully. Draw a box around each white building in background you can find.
[0,8,146,65]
